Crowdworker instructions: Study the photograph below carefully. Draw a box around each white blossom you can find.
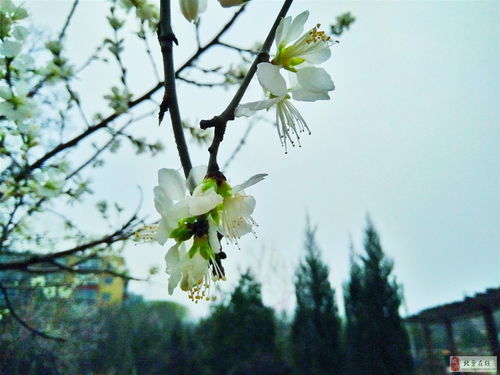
[219,174,266,245]
[273,11,333,70]
[0,82,37,122]
[236,62,333,151]
[136,166,223,245]
[234,11,335,152]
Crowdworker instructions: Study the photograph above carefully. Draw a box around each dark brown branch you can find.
[0,214,138,271]
[200,0,294,174]
[158,0,192,178]
[0,283,65,341]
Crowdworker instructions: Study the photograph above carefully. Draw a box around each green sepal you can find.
[289,57,305,66]
[217,181,232,198]
[200,178,217,192]
[170,224,192,242]
[188,244,198,258]
[283,66,297,73]
[210,207,222,225]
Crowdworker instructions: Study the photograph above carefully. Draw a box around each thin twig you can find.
[200,0,294,174]
[0,283,66,341]
[223,118,257,170]
[58,0,80,41]
[177,76,226,88]
[217,41,257,54]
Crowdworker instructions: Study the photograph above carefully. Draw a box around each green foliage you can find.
[291,220,342,375]
[198,271,291,375]
[89,299,194,375]
[344,219,413,375]
[330,12,355,36]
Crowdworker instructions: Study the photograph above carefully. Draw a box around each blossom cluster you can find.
[236,11,336,152]
[139,166,266,301]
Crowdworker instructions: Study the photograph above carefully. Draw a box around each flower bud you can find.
[179,0,207,23]
[218,0,248,8]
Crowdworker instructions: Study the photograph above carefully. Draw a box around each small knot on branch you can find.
[158,92,169,124]
[257,52,270,64]
[200,111,235,130]
[158,29,178,46]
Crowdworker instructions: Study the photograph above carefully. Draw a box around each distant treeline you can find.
[2,220,484,375]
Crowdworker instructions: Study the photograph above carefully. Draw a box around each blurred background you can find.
[0,0,498,374]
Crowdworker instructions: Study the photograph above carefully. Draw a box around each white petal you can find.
[156,218,173,245]
[232,220,252,238]
[0,86,11,100]
[158,168,186,201]
[153,186,172,216]
[235,98,281,117]
[187,165,207,192]
[169,199,191,221]
[296,67,335,93]
[256,62,287,97]
[168,270,182,295]
[275,16,292,49]
[228,195,256,217]
[188,189,223,216]
[165,243,180,272]
[303,47,331,64]
[284,11,309,45]
[232,174,267,193]
[12,26,28,41]
[0,40,22,58]
[14,81,29,97]
[208,220,221,253]
[291,88,330,102]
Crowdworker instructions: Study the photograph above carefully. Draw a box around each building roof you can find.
[406,287,500,324]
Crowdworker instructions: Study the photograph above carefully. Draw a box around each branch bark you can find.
[0,214,138,271]
[158,0,192,178]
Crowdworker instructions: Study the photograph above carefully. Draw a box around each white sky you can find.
[26,0,499,319]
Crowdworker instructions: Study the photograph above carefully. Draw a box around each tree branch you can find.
[13,6,247,182]
[58,0,80,42]
[0,214,138,271]
[158,0,192,178]
[0,283,66,341]
[200,0,294,174]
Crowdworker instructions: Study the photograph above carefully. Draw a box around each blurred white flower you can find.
[0,82,37,122]
[179,0,206,23]
[218,0,248,8]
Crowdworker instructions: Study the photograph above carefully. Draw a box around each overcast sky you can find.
[27,0,499,318]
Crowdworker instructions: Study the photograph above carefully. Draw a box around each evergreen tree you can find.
[199,271,290,375]
[290,220,342,375]
[344,219,413,375]
[344,248,364,375]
